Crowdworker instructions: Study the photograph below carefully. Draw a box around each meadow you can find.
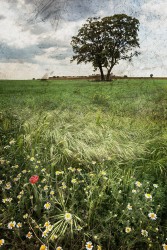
[0,78,167,250]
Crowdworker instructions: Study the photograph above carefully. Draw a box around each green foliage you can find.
[71,14,140,80]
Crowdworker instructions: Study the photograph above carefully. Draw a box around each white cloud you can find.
[0,2,39,48]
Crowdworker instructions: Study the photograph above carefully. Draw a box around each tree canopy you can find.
[71,14,140,81]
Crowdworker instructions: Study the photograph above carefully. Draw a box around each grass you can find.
[0,78,167,249]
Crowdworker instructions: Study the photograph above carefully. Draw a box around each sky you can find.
[0,0,167,79]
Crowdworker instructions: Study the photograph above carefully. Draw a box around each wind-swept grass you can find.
[0,79,167,249]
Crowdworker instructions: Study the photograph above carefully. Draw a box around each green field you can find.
[0,79,167,249]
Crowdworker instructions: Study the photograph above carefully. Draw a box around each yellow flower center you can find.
[0,239,4,245]
[40,245,47,250]
[164,245,167,250]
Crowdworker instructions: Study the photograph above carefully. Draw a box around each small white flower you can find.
[9,139,16,145]
[127,203,132,210]
[8,221,16,229]
[0,239,5,247]
[145,193,152,199]
[5,182,12,190]
[125,227,132,233]
[85,241,93,250]
[26,231,33,239]
[44,202,51,210]
[42,230,48,238]
[148,212,157,220]
[56,247,63,250]
[23,213,28,219]
[64,212,72,221]
[16,222,22,228]
[135,181,142,187]
[141,229,148,237]
[162,244,167,250]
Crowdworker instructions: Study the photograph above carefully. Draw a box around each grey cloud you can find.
[0,42,43,63]
[0,14,6,20]
[10,0,112,23]
[23,24,48,35]
[49,48,72,60]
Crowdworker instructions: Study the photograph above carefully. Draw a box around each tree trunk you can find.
[106,69,112,81]
[99,66,105,81]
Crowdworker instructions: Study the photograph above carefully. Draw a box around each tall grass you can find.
[0,79,167,249]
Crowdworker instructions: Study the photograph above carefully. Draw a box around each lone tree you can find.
[71,14,140,81]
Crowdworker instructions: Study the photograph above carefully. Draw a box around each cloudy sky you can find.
[0,0,167,79]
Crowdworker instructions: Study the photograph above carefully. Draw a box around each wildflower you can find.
[85,241,93,250]
[42,230,48,238]
[132,189,137,193]
[44,185,48,191]
[40,245,48,250]
[16,222,22,228]
[68,167,76,172]
[14,177,19,182]
[77,168,82,172]
[42,178,47,183]
[5,182,11,190]
[56,247,63,250]
[61,182,67,189]
[135,181,142,187]
[8,221,16,229]
[17,195,22,199]
[162,244,167,250]
[145,193,152,199]
[55,171,64,176]
[0,239,4,247]
[23,213,28,219]
[148,212,157,220]
[50,234,58,241]
[14,164,19,168]
[9,139,16,145]
[26,231,33,239]
[127,204,132,210]
[77,225,82,231]
[64,212,72,221]
[29,175,39,184]
[50,190,55,195]
[22,170,27,174]
[47,225,53,232]
[141,229,148,237]
[125,227,132,233]
[97,246,102,250]
[71,178,77,184]
[100,170,107,176]
[30,157,35,161]
[44,202,51,210]
[0,180,3,184]
[44,221,51,228]
[153,184,158,188]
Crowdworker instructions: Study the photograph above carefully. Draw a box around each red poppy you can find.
[29,175,39,184]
